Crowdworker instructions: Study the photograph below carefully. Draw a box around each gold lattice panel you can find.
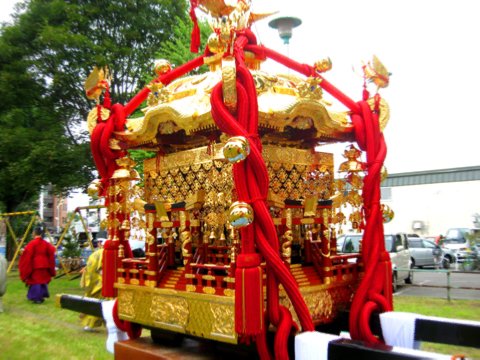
[144,144,334,203]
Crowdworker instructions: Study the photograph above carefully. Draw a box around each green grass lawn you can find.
[0,271,114,360]
[394,295,480,359]
[1,271,479,359]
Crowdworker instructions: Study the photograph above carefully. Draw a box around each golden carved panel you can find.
[151,294,189,328]
[210,303,235,336]
[118,289,135,318]
[280,280,358,328]
[116,284,237,344]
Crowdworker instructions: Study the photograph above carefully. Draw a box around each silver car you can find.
[407,238,442,268]
[337,233,412,292]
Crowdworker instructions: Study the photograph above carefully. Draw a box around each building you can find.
[38,184,68,235]
[381,166,480,236]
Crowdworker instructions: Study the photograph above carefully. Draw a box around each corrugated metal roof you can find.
[381,166,480,187]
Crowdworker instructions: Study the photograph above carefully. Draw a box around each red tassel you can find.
[235,253,264,335]
[102,240,118,297]
[189,0,200,53]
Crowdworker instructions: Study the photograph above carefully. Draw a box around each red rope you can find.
[244,44,361,114]
[348,100,392,344]
[210,30,314,360]
[90,55,206,188]
[112,299,142,339]
[124,55,205,116]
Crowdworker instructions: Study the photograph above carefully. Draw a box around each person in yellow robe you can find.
[80,240,104,331]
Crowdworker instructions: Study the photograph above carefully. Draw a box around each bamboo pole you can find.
[7,214,36,273]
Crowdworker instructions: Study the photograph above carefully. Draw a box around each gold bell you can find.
[223,136,250,164]
[228,201,254,228]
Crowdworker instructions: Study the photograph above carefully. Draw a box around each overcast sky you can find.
[1,0,479,177]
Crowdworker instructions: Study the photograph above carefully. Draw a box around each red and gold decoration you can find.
[84,0,393,358]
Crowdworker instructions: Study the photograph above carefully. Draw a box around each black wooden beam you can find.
[56,294,104,318]
[335,310,480,349]
[328,339,433,360]
[57,295,480,351]
[414,317,479,348]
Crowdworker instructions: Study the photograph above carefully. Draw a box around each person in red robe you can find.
[19,226,56,304]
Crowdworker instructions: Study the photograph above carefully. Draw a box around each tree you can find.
[129,16,212,176]
[0,0,190,213]
[155,15,212,72]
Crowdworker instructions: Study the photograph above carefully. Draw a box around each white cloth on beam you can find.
[380,311,421,349]
[295,331,341,360]
[101,300,128,354]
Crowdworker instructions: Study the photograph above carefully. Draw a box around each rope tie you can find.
[245,196,267,204]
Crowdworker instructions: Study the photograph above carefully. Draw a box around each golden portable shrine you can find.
[84,1,393,358]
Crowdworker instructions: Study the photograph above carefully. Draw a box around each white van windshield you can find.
[445,228,469,243]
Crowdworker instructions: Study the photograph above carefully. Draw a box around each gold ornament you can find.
[222,56,237,112]
[314,58,333,73]
[87,179,102,198]
[84,66,110,101]
[297,77,323,100]
[380,166,388,182]
[363,55,391,89]
[381,204,394,223]
[223,136,250,163]
[154,59,172,76]
[367,96,390,131]
[120,220,131,231]
[207,32,226,54]
[338,145,364,173]
[87,106,110,135]
[228,201,254,228]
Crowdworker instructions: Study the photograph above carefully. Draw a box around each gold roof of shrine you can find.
[113,68,355,152]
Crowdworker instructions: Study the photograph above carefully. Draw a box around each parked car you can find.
[440,246,456,269]
[407,237,442,268]
[337,232,412,291]
[442,228,479,268]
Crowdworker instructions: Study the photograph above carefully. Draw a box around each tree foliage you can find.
[129,16,212,175]
[0,0,190,212]
[155,15,212,72]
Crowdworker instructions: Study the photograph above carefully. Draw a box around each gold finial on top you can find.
[84,66,110,101]
[363,55,391,89]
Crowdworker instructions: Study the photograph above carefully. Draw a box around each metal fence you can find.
[398,266,480,301]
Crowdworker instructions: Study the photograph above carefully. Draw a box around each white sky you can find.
[1,0,479,178]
